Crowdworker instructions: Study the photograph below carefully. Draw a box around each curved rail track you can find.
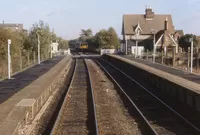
[50,57,98,135]
[95,58,200,135]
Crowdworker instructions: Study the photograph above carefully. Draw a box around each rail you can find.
[50,57,98,135]
[95,57,200,135]
[94,59,157,135]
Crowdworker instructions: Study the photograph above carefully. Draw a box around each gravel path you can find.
[86,59,142,135]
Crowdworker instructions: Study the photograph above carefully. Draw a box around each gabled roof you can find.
[175,30,184,36]
[134,22,142,32]
[122,14,175,35]
[156,32,178,47]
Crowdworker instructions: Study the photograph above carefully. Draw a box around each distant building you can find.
[51,42,59,54]
[0,21,24,31]
[122,6,179,54]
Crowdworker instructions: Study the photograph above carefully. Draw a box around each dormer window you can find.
[136,29,140,35]
[134,22,142,35]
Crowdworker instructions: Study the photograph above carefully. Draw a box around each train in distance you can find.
[74,41,89,51]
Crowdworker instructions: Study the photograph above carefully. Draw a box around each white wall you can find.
[125,35,151,40]
[131,46,144,56]
[64,49,71,55]
[51,43,59,53]
[59,49,71,55]
[100,49,118,55]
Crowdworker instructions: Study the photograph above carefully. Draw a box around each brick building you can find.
[122,6,181,54]
[0,21,23,31]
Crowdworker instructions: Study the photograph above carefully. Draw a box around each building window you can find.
[137,30,140,35]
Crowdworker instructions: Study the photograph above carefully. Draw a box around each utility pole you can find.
[36,31,40,64]
[190,38,194,73]
[8,39,11,79]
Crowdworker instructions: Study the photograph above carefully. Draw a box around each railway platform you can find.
[103,54,200,113]
[123,55,200,84]
[0,56,72,135]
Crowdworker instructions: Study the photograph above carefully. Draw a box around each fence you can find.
[0,50,51,80]
[137,47,200,73]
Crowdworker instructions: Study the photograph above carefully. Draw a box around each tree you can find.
[94,28,120,49]
[57,37,68,50]
[0,28,25,59]
[86,37,97,49]
[108,27,120,49]
[73,27,120,50]
[28,20,52,58]
[0,20,63,77]
[79,29,93,41]
[179,34,198,51]
[80,29,93,37]
[95,29,111,49]
[69,38,79,48]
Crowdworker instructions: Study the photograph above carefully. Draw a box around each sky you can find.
[0,0,200,39]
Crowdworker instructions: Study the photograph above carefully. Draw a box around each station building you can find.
[122,6,183,55]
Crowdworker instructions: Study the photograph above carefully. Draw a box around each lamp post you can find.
[50,41,52,58]
[50,33,53,58]
[189,37,194,73]
[36,31,41,64]
[151,29,157,63]
[8,39,11,79]
[135,32,139,58]
[125,36,128,55]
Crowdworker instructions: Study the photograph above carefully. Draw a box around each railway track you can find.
[95,58,200,135]
[50,57,98,135]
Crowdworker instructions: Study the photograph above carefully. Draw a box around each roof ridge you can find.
[0,23,23,25]
[123,14,171,16]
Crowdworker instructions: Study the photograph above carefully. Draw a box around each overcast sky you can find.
[1,0,200,39]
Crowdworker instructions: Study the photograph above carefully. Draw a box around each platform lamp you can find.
[151,29,157,63]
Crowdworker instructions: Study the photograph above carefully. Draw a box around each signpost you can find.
[8,39,11,79]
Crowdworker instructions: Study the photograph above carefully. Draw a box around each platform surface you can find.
[122,55,200,84]
[0,56,70,134]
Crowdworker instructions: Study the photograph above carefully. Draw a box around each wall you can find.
[100,49,118,55]
[131,46,144,56]
[51,43,59,53]
[103,54,200,113]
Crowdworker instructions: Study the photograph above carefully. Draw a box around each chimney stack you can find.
[145,5,154,20]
